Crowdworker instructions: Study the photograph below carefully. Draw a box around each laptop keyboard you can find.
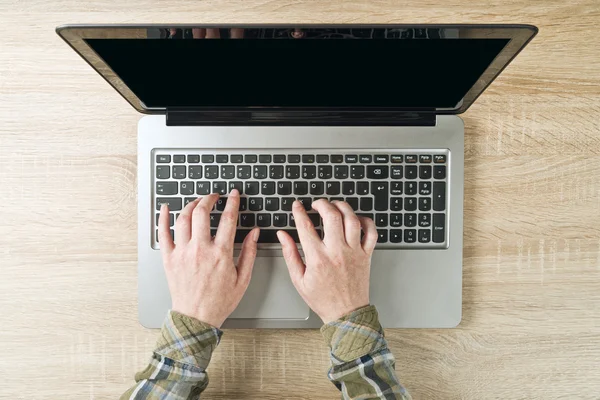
[153,150,449,249]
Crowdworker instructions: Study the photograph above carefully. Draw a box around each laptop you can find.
[57,24,537,328]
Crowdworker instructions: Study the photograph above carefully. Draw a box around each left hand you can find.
[158,189,259,328]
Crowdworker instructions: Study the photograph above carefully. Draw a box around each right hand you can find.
[277,199,378,324]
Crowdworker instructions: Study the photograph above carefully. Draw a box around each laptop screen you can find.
[82,28,512,110]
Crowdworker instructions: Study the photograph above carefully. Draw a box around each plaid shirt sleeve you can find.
[321,305,412,400]
[120,310,222,400]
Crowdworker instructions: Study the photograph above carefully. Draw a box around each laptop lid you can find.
[57,24,537,123]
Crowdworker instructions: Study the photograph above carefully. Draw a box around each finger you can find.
[206,28,220,39]
[311,199,345,246]
[214,189,240,249]
[331,200,362,247]
[291,200,323,249]
[236,227,260,287]
[175,198,199,243]
[277,230,306,287]
[191,193,219,243]
[158,204,175,253]
[358,216,378,254]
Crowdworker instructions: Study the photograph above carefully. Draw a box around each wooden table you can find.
[1,1,599,399]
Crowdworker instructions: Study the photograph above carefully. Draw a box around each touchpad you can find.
[230,257,310,319]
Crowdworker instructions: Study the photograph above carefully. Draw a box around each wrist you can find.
[319,302,370,324]
[171,306,225,328]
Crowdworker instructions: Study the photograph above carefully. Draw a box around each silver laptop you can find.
[57,24,537,328]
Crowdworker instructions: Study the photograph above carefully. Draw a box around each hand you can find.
[158,189,260,328]
[277,199,378,324]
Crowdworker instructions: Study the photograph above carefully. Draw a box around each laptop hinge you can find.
[166,108,436,127]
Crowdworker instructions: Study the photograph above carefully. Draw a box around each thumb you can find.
[277,230,306,288]
[236,227,260,287]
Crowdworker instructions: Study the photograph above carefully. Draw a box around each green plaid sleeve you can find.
[321,305,411,400]
[120,311,222,400]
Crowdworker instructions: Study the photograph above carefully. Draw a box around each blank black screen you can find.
[85,37,509,109]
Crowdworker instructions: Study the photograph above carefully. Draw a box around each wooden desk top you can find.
[1,1,599,399]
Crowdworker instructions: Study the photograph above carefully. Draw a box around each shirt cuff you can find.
[153,310,223,370]
[320,305,387,363]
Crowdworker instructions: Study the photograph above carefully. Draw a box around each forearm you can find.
[321,306,411,400]
[121,311,222,400]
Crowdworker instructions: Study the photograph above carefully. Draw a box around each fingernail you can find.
[293,200,302,208]
[230,188,239,196]
[160,203,167,210]
[252,228,260,242]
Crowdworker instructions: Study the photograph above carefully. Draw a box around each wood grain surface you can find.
[1,1,599,399]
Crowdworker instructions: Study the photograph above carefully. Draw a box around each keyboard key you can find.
[188,155,200,163]
[302,154,315,163]
[216,197,228,211]
[419,197,431,211]
[433,214,445,243]
[371,182,389,211]
[286,166,300,179]
[231,155,243,163]
[326,182,341,195]
[273,213,287,227]
[156,155,170,163]
[391,166,403,179]
[419,182,431,195]
[257,213,271,227]
[288,155,300,163]
[245,154,257,163]
[254,166,268,179]
[184,197,197,207]
[256,229,323,243]
[330,197,344,202]
[310,181,325,195]
[249,197,263,211]
[391,155,403,163]
[216,155,228,163]
[189,166,203,179]
[205,166,219,179]
[331,155,344,163]
[156,165,170,179]
[156,197,182,211]
[360,197,373,211]
[239,198,247,211]
[419,165,432,180]
[196,181,210,195]
[434,165,446,179]
[281,197,294,211]
[359,155,372,163]
[390,229,402,243]
[404,229,416,243]
[302,165,316,179]
[405,155,417,163]
[434,155,447,163]
[245,181,259,195]
[405,197,417,211]
[241,214,255,227]
[156,182,177,195]
[173,155,185,163]
[316,154,329,163]
[212,181,227,195]
[334,166,349,179]
[405,165,417,180]
[391,197,402,211]
[298,197,312,211]
[156,213,175,227]
[391,182,403,195]
[345,155,358,163]
[376,214,388,227]
[261,181,275,195]
[377,230,388,243]
[346,197,359,211]
[294,181,308,195]
[273,154,286,163]
[265,197,279,211]
[318,165,333,179]
[180,182,194,195]
[259,155,272,163]
[404,213,416,227]
[278,182,292,195]
[270,165,284,179]
[374,155,389,163]
[229,181,243,194]
[237,166,251,179]
[221,166,235,179]
[357,182,369,195]
[419,214,431,227]
[418,229,431,243]
[405,182,417,195]
[367,166,388,179]
[342,182,355,195]
[420,155,432,163]
[350,165,365,179]
[308,213,321,227]
[390,214,402,227]
[201,155,214,163]
[433,182,446,211]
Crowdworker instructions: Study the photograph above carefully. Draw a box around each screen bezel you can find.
[56,24,537,114]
